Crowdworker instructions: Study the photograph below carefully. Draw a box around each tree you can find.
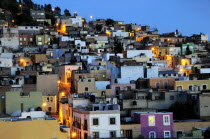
[185,45,192,55]
[105,18,115,26]
[168,102,196,120]
[44,4,52,14]
[54,6,61,16]
[95,24,103,32]
[64,9,71,16]
[114,38,123,53]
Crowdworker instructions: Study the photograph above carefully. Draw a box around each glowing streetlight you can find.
[90,16,93,19]
[71,132,77,138]
[42,103,47,106]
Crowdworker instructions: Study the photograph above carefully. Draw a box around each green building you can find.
[5,91,42,115]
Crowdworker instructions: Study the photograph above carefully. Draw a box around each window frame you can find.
[92,118,99,126]
[163,115,170,126]
[109,117,116,125]
[164,131,171,138]
[93,132,99,138]
[148,115,155,126]
[110,131,116,138]
[149,131,156,138]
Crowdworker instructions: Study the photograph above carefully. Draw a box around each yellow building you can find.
[174,80,210,91]
[0,120,68,139]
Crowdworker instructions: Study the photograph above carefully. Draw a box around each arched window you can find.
[149,131,156,138]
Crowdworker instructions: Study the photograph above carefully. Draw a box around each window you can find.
[156,82,160,89]
[30,38,33,41]
[149,131,156,138]
[110,131,116,138]
[163,115,170,125]
[202,84,207,90]
[88,79,91,82]
[93,132,99,138]
[93,118,99,125]
[177,86,182,91]
[85,87,88,91]
[148,116,155,126]
[20,38,22,41]
[170,96,174,100]
[189,85,193,91]
[164,131,171,138]
[109,118,116,125]
[23,38,26,41]
[164,82,168,89]
[155,96,160,100]
[38,37,42,41]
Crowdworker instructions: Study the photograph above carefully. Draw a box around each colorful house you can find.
[134,112,174,138]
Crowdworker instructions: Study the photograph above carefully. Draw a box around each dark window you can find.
[110,131,116,138]
[85,87,88,91]
[93,132,99,138]
[93,118,99,125]
[189,85,193,91]
[155,96,160,100]
[110,118,116,125]
[156,82,160,89]
[88,79,91,82]
[203,85,207,90]
[170,96,174,100]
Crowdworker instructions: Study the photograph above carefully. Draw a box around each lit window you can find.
[164,131,171,138]
[163,115,170,125]
[148,116,155,126]
[23,38,26,41]
[20,38,22,41]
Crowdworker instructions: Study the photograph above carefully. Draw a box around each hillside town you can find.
[0,0,210,139]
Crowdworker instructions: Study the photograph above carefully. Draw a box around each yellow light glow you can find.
[42,103,47,106]
[149,116,155,124]
[19,4,22,8]
[61,92,65,96]
[179,68,184,72]
[151,48,155,51]
[20,59,24,62]
[71,132,77,138]
[57,80,61,84]
[12,20,15,23]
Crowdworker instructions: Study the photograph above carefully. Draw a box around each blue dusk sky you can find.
[33,0,210,37]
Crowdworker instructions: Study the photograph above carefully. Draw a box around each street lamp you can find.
[19,4,22,14]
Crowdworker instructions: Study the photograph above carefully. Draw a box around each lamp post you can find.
[19,4,22,14]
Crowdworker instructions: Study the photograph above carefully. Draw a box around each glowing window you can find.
[148,116,155,126]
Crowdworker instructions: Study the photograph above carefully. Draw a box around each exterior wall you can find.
[0,34,19,49]
[111,84,136,96]
[76,78,96,93]
[0,120,68,139]
[0,53,13,67]
[149,77,175,90]
[19,35,34,46]
[139,113,173,138]
[89,112,121,138]
[200,68,210,73]
[147,66,159,78]
[5,91,42,115]
[120,66,144,81]
[90,70,107,81]
[199,94,210,120]
[42,96,57,114]
[121,124,141,138]
[58,65,82,83]
[112,30,129,37]
[95,81,110,90]
[174,80,210,90]
[73,109,121,139]
[127,50,153,58]
[174,121,210,137]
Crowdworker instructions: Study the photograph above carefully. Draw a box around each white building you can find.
[168,47,181,55]
[112,30,129,37]
[73,104,121,139]
[102,53,123,61]
[0,53,14,67]
[127,50,153,59]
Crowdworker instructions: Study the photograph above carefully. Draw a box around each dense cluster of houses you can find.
[0,6,210,139]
